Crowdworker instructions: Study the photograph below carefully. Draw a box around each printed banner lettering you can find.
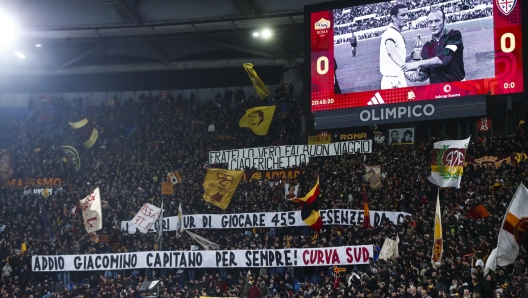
[2,177,63,189]
[209,141,373,170]
[32,245,373,271]
[121,209,410,234]
[243,170,301,181]
[308,135,331,145]
[24,188,55,196]
[132,203,161,233]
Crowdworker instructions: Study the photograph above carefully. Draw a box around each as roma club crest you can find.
[496,0,517,15]
[314,18,331,38]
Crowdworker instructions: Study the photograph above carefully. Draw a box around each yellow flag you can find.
[203,169,244,210]
[42,188,50,198]
[243,63,270,100]
[239,106,276,136]
[21,242,27,253]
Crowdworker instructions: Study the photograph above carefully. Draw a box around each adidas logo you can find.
[367,92,385,105]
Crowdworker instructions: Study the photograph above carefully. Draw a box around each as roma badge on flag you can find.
[496,0,517,15]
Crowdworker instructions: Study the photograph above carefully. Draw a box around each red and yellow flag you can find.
[363,186,371,229]
[293,177,322,231]
[69,118,99,149]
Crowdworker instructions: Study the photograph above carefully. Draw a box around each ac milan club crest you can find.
[496,0,517,15]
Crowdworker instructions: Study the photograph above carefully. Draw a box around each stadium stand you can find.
[0,84,527,298]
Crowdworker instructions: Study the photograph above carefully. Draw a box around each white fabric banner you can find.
[131,203,162,233]
[208,140,373,170]
[428,137,470,188]
[32,245,373,272]
[121,209,410,234]
[79,187,102,233]
[379,236,399,260]
[485,185,528,274]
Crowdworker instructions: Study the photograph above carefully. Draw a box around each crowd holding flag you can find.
[60,146,82,174]
[333,266,346,274]
[428,137,470,188]
[485,184,528,275]
[132,203,162,233]
[239,105,276,136]
[167,171,182,185]
[69,118,99,149]
[284,183,299,200]
[362,186,371,230]
[243,63,270,100]
[291,177,322,231]
[431,190,443,268]
[79,187,103,234]
[161,181,173,195]
[202,168,244,210]
[379,236,399,260]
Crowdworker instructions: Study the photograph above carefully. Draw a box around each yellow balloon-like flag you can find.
[243,63,270,100]
[203,169,244,210]
[239,105,276,136]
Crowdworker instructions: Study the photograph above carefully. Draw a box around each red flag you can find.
[363,186,371,229]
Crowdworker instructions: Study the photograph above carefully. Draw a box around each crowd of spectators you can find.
[0,86,527,298]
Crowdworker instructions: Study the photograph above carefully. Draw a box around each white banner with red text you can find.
[32,245,373,271]
[120,209,410,234]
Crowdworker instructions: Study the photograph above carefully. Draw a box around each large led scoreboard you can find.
[306,0,524,128]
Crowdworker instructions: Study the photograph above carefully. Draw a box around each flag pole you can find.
[157,199,164,251]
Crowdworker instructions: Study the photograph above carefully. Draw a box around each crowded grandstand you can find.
[0,85,526,298]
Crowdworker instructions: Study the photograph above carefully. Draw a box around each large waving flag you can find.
[203,169,244,210]
[69,118,99,149]
[292,177,322,231]
[428,137,470,188]
[243,63,270,100]
[0,149,14,185]
[362,186,371,229]
[239,106,276,136]
[79,188,103,233]
[431,190,443,268]
[60,146,82,174]
[485,184,528,275]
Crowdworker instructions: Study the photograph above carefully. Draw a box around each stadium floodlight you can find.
[35,44,41,47]
[0,12,18,49]
[14,51,25,59]
[261,29,272,38]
